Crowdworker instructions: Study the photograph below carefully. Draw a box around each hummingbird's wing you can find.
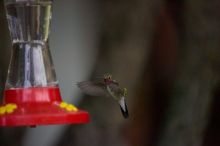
[77,81,111,98]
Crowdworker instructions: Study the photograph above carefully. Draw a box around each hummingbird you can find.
[77,74,129,118]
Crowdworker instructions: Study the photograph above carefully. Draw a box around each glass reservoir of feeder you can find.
[0,0,89,126]
[5,0,56,89]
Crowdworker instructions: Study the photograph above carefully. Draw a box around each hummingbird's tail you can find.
[118,97,129,118]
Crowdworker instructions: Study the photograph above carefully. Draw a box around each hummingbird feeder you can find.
[0,0,89,127]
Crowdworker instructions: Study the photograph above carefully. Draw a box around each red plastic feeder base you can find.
[0,87,89,127]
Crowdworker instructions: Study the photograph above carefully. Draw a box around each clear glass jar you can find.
[4,0,58,89]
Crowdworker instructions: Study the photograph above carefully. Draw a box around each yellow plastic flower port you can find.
[66,104,78,111]
[0,107,6,115]
[59,102,68,108]
[59,102,78,112]
[0,103,17,115]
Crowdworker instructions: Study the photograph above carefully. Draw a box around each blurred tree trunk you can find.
[202,85,220,146]
[158,0,220,146]
[128,4,179,146]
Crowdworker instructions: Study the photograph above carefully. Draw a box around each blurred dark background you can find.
[0,0,220,146]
